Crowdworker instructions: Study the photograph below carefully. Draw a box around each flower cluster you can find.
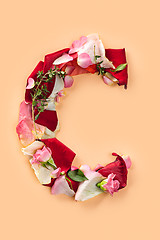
[16,34,130,201]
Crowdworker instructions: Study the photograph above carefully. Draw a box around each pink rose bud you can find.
[31,146,52,164]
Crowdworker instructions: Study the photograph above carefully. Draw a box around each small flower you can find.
[55,90,65,103]
[69,36,88,54]
[31,146,52,164]
[97,173,120,196]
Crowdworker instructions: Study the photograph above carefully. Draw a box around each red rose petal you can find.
[105,48,128,87]
[34,109,58,132]
[41,138,76,173]
[43,48,70,73]
[98,153,128,189]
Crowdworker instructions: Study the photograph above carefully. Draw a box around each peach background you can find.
[0,0,160,239]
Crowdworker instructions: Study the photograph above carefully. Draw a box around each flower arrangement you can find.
[16,34,131,201]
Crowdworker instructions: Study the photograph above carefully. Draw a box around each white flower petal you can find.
[53,53,73,65]
[31,162,53,184]
[50,74,64,96]
[51,175,75,197]
[75,165,104,201]
[22,140,44,156]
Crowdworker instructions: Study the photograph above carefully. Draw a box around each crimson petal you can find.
[34,109,58,132]
[98,153,128,189]
[105,48,128,87]
[43,48,70,73]
[41,138,76,173]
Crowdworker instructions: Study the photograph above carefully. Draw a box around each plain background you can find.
[0,0,160,239]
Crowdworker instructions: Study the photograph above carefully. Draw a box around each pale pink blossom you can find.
[26,78,35,89]
[101,173,120,196]
[64,75,74,88]
[31,146,52,164]
[69,36,88,54]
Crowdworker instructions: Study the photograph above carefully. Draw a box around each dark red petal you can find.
[98,153,128,189]
[43,48,70,73]
[34,109,58,132]
[41,138,76,173]
[25,61,44,103]
[105,48,128,87]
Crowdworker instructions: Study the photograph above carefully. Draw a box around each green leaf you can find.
[47,158,57,168]
[110,63,127,72]
[68,169,88,182]
[95,55,101,60]
[35,113,40,120]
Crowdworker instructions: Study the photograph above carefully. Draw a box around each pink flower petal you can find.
[103,76,114,86]
[51,167,61,178]
[121,155,132,169]
[18,101,32,122]
[64,75,74,88]
[65,65,75,75]
[53,53,73,65]
[16,118,35,147]
[51,175,75,197]
[26,78,35,89]
[77,53,92,68]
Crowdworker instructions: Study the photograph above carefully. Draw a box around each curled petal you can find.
[26,78,35,89]
[53,53,73,65]
[64,75,74,88]
[77,53,92,68]
[51,175,75,197]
